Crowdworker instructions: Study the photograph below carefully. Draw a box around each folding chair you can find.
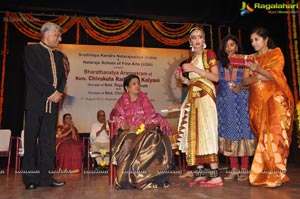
[15,130,24,173]
[82,137,91,171]
[0,129,13,175]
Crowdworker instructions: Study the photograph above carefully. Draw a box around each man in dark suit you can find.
[22,22,67,190]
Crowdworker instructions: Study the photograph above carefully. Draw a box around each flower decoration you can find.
[136,124,145,135]
[100,161,106,167]
[296,102,300,148]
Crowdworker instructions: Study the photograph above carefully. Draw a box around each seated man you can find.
[90,110,110,169]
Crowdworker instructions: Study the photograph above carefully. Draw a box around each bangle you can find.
[181,77,189,84]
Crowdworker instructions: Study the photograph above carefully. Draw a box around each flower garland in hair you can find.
[136,124,145,135]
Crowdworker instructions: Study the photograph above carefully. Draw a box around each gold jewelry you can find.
[181,77,189,84]
[40,41,58,113]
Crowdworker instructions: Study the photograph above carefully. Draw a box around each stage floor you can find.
[1,164,300,199]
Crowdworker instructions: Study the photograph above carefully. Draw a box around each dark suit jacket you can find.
[24,43,67,112]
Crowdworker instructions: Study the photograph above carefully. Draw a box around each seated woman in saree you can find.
[110,74,174,190]
[56,113,84,173]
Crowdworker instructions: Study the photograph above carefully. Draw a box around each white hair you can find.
[40,22,62,38]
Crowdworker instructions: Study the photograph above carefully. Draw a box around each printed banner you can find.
[58,44,190,132]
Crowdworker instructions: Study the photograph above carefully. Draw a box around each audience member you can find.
[56,113,84,173]
[90,110,110,168]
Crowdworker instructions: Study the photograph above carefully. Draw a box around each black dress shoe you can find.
[50,180,65,187]
[25,184,37,190]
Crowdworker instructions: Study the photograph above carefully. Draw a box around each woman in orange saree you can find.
[243,27,294,188]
